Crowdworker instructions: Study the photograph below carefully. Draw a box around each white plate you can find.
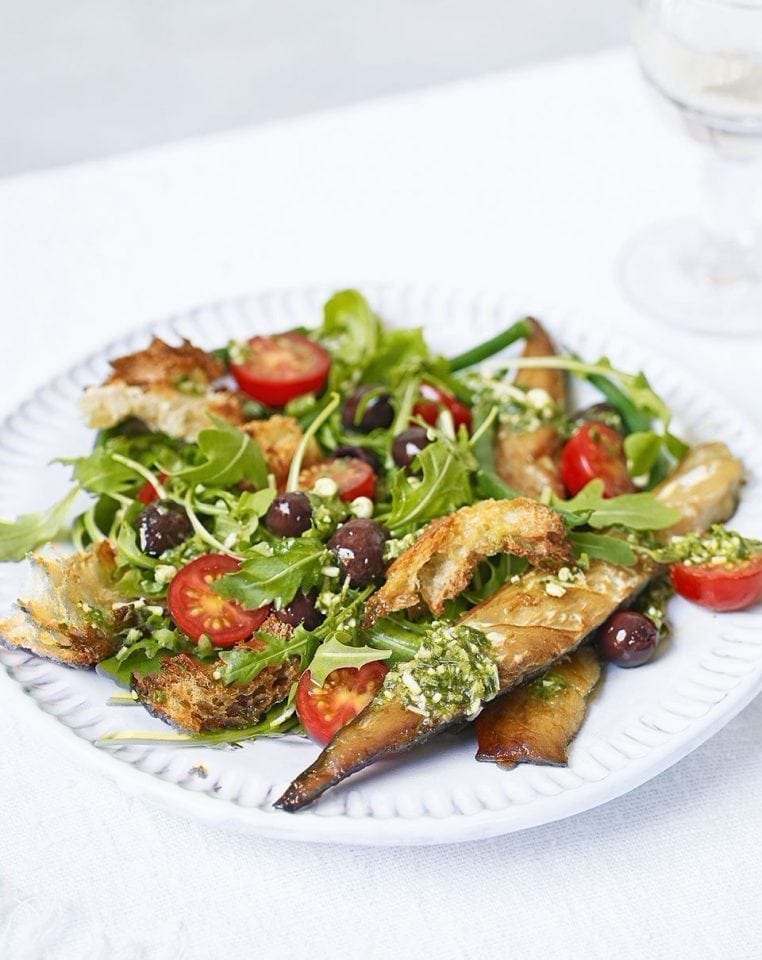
[1,285,761,846]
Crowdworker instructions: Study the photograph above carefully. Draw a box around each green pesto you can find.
[659,525,762,568]
[379,623,499,721]
[634,576,674,640]
[527,673,569,701]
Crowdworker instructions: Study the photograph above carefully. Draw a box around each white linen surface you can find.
[0,48,759,960]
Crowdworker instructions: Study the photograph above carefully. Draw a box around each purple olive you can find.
[342,386,394,433]
[597,610,658,667]
[328,518,387,586]
[275,589,325,631]
[264,492,312,537]
[333,444,382,474]
[136,501,193,558]
[392,426,431,468]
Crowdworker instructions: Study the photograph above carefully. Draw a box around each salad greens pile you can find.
[0,289,695,744]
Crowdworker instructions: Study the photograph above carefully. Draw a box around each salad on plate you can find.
[0,289,759,811]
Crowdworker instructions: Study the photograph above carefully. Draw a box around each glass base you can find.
[619,218,762,336]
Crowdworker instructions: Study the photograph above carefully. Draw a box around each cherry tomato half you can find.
[137,472,169,505]
[670,555,762,612]
[413,382,472,433]
[561,421,635,498]
[230,332,331,407]
[299,457,377,502]
[296,661,390,744]
[168,553,270,646]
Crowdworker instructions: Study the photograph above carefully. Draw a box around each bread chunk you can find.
[364,498,572,625]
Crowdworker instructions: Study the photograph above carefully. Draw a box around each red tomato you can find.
[299,457,376,502]
[137,472,169,505]
[168,554,270,646]
[561,421,635,498]
[230,332,331,407]
[413,382,472,433]
[670,555,762,612]
[296,662,390,744]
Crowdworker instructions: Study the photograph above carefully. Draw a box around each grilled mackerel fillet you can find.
[275,442,743,811]
[494,318,566,499]
[476,441,744,764]
[475,647,601,767]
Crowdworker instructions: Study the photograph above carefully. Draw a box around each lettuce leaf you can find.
[172,420,268,489]
[307,637,391,686]
[0,487,80,561]
[215,538,329,609]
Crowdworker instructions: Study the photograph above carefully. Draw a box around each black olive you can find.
[275,589,325,631]
[264,492,313,537]
[328,519,387,586]
[333,444,382,474]
[392,426,431,468]
[571,403,625,434]
[136,501,193,558]
[341,386,394,433]
[115,417,151,437]
[597,610,658,667]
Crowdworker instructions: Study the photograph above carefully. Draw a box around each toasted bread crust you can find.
[107,337,224,389]
[0,543,122,667]
[133,646,300,734]
[80,383,245,441]
[243,416,321,487]
[80,336,246,441]
[364,498,572,625]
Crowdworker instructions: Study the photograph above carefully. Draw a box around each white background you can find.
[0,10,760,960]
[1,0,625,175]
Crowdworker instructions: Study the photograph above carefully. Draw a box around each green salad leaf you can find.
[218,627,316,685]
[69,448,147,496]
[569,531,637,566]
[0,487,80,561]
[215,538,330,609]
[383,435,477,534]
[363,328,438,385]
[172,420,268,489]
[553,480,680,532]
[317,290,381,391]
[307,637,391,686]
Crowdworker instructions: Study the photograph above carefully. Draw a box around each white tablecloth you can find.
[0,48,759,960]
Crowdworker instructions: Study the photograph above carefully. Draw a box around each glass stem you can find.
[693,151,762,284]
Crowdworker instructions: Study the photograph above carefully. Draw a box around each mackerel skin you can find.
[475,647,601,767]
[275,443,743,812]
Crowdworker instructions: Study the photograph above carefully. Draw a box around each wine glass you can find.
[623,0,762,334]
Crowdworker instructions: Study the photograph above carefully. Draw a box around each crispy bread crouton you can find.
[0,542,122,667]
[244,416,321,487]
[363,498,572,625]
[107,337,224,389]
[133,639,299,734]
[80,336,244,441]
[80,383,244,441]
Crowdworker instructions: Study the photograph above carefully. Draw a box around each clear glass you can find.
[623,0,762,334]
